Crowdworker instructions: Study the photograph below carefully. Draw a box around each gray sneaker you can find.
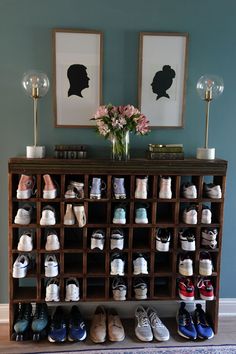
[146,306,170,341]
[134,278,148,300]
[112,277,127,301]
[135,306,153,342]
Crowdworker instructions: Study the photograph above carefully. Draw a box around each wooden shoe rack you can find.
[8,157,227,338]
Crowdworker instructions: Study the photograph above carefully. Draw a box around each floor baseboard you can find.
[1,299,235,324]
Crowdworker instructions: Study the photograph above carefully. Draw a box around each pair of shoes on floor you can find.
[135,305,169,342]
[64,204,86,227]
[48,306,86,342]
[178,277,214,301]
[90,306,125,343]
[177,302,214,340]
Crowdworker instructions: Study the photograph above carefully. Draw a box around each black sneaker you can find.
[48,306,66,343]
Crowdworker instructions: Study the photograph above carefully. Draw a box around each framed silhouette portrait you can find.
[138,32,188,128]
[53,29,103,127]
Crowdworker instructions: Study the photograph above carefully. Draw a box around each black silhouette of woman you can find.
[67,64,90,97]
[151,65,176,100]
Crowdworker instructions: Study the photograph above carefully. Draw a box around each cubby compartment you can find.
[154,276,172,298]
[86,277,106,299]
[87,202,108,224]
[12,277,37,301]
[64,252,83,275]
[132,227,152,250]
[64,228,83,249]
[156,202,175,224]
[154,252,173,273]
[87,252,106,275]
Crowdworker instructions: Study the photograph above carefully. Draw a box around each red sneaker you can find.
[178,278,194,301]
[16,174,35,199]
[197,278,214,300]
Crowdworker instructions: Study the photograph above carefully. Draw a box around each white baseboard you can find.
[1,299,235,323]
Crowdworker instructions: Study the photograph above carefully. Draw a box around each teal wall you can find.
[0,0,236,302]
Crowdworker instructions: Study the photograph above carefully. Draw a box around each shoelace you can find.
[137,311,149,327]
[149,312,164,328]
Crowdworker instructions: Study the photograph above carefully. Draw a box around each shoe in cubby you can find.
[43,174,57,199]
[204,183,222,199]
[135,176,148,199]
[179,229,196,251]
[45,278,60,302]
[44,254,59,277]
[183,205,198,224]
[133,278,148,300]
[135,205,149,224]
[113,177,126,199]
[90,177,106,199]
[178,253,193,276]
[159,176,172,199]
[156,228,171,252]
[110,229,124,250]
[201,228,218,249]
[14,204,33,225]
[182,182,197,199]
[133,253,148,275]
[40,205,56,226]
[65,181,84,199]
[110,253,125,276]
[17,231,33,252]
[12,254,30,278]
[16,174,35,200]
[197,278,214,300]
[178,277,194,301]
[113,205,126,224]
[112,276,127,300]
[201,205,212,224]
[64,204,75,225]
[74,205,86,227]
[199,252,213,276]
[45,229,60,251]
[65,277,80,301]
[91,229,105,250]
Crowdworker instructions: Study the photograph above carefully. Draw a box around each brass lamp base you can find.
[26,146,45,159]
[196,147,215,160]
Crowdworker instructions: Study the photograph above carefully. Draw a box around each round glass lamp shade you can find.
[196,75,224,100]
[22,70,50,98]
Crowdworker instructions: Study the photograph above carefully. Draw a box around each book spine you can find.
[147,152,184,160]
[149,147,184,153]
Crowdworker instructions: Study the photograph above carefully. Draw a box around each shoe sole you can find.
[45,268,58,277]
[90,335,106,343]
[199,269,212,276]
[48,335,66,343]
[65,297,80,301]
[108,333,125,342]
[13,267,27,278]
[45,297,60,302]
[159,192,172,199]
[181,242,196,251]
[16,190,32,199]
[135,193,147,199]
[114,194,126,199]
[113,218,126,224]
[199,294,214,300]
[40,219,56,226]
[17,245,33,252]
[14,217,30,225]
[178,291,194,301]
[68,331,87,341]
[156,241,170,252]
[135,218,148,224]
[43,189,57,199]
[64,220,75,225]
[177,329,196,340]
[45,245,60,251]
[135,329,153,342]
[179,269,193,276]
[90,195,101,199]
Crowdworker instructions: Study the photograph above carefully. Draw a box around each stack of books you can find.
[147,144,184,160]
[54,145,87,159]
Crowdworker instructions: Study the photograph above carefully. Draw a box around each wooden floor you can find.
[1,317,236,354]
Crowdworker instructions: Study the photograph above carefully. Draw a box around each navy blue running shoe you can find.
[194,303,214,339]
[32,303,49,341]
[68,305,87,341]
[13,303,32,341]
[177,302,197,340]
[48,306,66,343]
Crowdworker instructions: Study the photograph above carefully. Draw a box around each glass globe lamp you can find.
[22,70,50,158]
[196,75,224,160]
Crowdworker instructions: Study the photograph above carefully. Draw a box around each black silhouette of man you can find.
[151,65,176,100]
[67,64,90,97]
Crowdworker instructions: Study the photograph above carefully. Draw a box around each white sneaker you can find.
[40,206,56,226]
[134,279,147,300]
[179,230,196,251]
[45,278,60,301]
[204,183,222,199]
[65,278,80,301]
[182,183,197,199]
[110,229,124,250]
[135,306,153,342]
[133,254,148,275]
[135,177,148,199]
[112,277,127,301]
[91,229,105,250]
[44,254,58,277]
[201,206,212,224]
[183,206,197,224]
[156,229,171,252]
[64,204,75,225]
[13,254,30,278]
[199,252,213,276]
[159,176,172,199]
[14,205,32,225]
[146,306,170,341]
[45,230,60,251]
[17,232,33,252]
[201,228,218,249]
[179,254,193,276]
[110,253,125,276]
[73,205,86,227]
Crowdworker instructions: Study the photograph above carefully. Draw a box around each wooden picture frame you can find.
[53,29,103,127]
[138,32,188,128]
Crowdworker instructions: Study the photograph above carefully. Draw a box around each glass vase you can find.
[111,131,130,161]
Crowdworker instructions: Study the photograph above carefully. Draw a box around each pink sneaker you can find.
[16,175,35,199]
[43,174,57,199]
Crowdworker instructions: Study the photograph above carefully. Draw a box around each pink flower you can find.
[136,114,150,135]
[94,106,108,119]
[123,105,140,118]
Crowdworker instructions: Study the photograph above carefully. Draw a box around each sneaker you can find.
[73,205,86,227]
[31,303,49,341]
[146,306,170,341]
[13,254,30,278]
[13,303,32,341]
[45,278,60,302]
[90,306,106,343]
[134,278,148,300]
[110,229,124,250]
[201,228,218,249]
[68,305,87,341]
[113,177,126,199]
[14,204,32,225]
[45,230,60,251]
[110,253,125,276]
[204,183,222,199]
[197,278,214,300]
[199,252,213,276]
[113,206,126,224]
[135,206,148,224]
[194,304,214,339]
[182,182,197,199]
[133,254,148,275]
[159,176,172,199]
[183,206,197,224]
[91,229,105,250]
[108,309,125,342]
[43,174,57,199]
[179,229,196,251]
[17,231,33,252]
[156,228,171,252]
[201,205,212,224]
[178,278,194,301]
[179,254,193,276]
[112,277,127,301]
[135,177,148,199]
[16,175,35,199]
[40,205,56,226]
[177,302,197,340]
[64,204,75,225]
[65,181,84,199]
[90,177,106,199]
[135,305,153,342]
[48,307,66,343]
[65,277,80,301]
[44,254,58,277]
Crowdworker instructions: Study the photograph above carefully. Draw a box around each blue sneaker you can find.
[13,303,32,341]
[31,303,49,341]
[48,306,66,343]
[194,304,214,339]
[177,302,197,340]
[68,305,87,341]
[90,177,106,199]
[113,206,126,224]
[113,177,126,199]
[135,206,148,224]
